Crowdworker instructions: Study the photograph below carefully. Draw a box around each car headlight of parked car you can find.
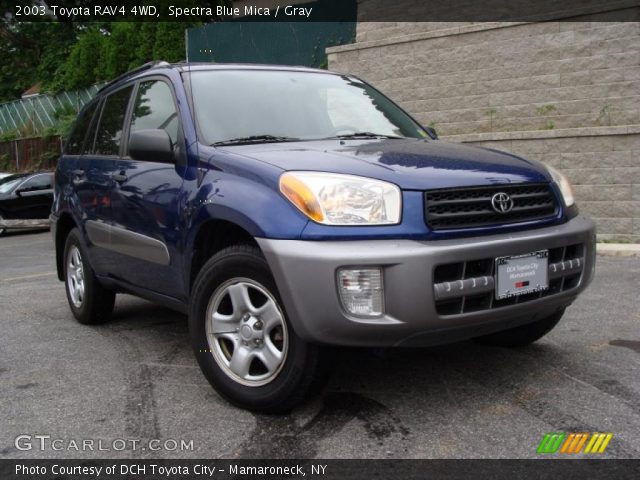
[546,165,575,208]
[279,172,402,225]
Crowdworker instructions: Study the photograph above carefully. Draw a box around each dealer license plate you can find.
[495,250,549,299]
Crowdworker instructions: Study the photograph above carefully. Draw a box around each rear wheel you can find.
[189,245,327,412]
[63,228,115,324]
[473,308,565,347]
[0,212,5,236]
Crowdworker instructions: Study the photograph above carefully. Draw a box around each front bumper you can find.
[257,216,596,347]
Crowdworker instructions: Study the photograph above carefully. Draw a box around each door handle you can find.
[72,169,85,186]
[112,173,128,184]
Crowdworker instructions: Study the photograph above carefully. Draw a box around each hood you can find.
[218,138,551,190]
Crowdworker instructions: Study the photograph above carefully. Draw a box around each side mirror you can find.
[129,129,173,163]
[425,126,438,139]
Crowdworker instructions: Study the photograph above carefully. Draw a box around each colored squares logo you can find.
[537,433,613,454]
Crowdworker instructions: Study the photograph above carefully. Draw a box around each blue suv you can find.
[52,62,595,412]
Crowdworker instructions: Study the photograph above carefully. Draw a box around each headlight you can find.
[546,165,575,207]
[279,172,401,225]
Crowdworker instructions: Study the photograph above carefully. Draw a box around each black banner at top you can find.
[3,0,639,23]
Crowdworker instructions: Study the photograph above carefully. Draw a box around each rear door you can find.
[75,85,134,274]
[108,78,186,296]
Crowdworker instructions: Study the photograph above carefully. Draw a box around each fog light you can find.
[337,268,384,317]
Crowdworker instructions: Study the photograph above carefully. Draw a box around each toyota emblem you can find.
[491,192,514,213]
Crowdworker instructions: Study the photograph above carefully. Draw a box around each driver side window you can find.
[129,80,180,146]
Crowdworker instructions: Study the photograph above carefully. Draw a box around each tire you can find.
[189,245,327,413]
[63,228,115,325]
[473,308,565,347]
[0,212,5,236]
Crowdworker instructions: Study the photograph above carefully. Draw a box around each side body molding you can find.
[86,220,170,266]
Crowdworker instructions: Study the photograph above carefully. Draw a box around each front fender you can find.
[182,170,310,293]
[189,174,309,240]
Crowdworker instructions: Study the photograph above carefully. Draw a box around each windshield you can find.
[189,70,427,145]
[0,175,27,194]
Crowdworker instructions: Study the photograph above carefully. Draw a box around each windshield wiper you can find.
[329,132,405,140]
[212,135,301,146]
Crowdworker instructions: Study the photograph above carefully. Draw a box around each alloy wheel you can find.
[205,278,288,387]
[66,245,85,308]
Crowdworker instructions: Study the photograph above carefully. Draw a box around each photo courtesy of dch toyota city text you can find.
[0,1,639,479]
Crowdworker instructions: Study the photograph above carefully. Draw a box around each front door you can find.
[108,78,186,297]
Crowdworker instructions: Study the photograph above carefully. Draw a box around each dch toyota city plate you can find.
[495,250,549,299]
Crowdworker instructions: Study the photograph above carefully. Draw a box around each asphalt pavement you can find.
[1,231,639,459]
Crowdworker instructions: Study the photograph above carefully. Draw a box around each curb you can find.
[596,243,640,257]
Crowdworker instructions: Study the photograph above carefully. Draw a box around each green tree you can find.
[102,22,141,80]
[52,21,201,90]
[61,27,107,90]
[0,0,222,100]
[153,22,195,63]
[132,22,158,68]
[0,20,76,100]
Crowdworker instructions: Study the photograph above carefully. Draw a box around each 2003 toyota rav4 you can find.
[52,62,595,412]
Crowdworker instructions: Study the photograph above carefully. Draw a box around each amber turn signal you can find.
[279,173,325,222]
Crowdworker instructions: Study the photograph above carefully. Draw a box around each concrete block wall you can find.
[327,13,640,241]
[328,21,640,135]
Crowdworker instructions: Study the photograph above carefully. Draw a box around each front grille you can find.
[433,243,585,316]
[424,183,558,230]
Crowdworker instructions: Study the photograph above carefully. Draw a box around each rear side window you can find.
[93,86,133,156]
[65,101,99,155]
[130,80,179,145]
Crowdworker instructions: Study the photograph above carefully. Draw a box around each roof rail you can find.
[97,61,171,93]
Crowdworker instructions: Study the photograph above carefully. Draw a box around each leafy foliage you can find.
[42,103,78,138]
[56,21,200,92]
[0,19,76,101]
[0,0,210,101]
[60,27,107,90]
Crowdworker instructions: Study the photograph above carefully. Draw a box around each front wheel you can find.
[473,308,565,347]
[189,245,327,412]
